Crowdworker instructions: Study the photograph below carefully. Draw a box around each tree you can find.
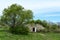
[41,20,48,27]
[1,4,33,34]
[41,20,51,32]
[26,20,35,28]
[35,19,42,24]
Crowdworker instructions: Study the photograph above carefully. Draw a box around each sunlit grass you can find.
[0,27,60,40]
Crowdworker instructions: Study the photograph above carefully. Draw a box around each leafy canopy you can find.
[1,4,33,27]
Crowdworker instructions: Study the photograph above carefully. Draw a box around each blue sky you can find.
[0,0,60,22]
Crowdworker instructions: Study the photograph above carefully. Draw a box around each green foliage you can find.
[1,4,33,27]
[1,4,33,34]
[35,19,42,24]
[28,20,35,24]
[41,20,48,27]
[34,20,59,32]
[9,25,29,35]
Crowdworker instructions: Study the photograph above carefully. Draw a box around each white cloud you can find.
[0,0,60,15]
[20,1,60,10]
[0,0,60,11]
[18,0,60,14]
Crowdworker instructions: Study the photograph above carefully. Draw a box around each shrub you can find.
[9,25,29,35]
[37,29,48,33]
[53,29,60,33]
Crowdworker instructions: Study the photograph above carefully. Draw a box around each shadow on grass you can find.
[0,30,9,32]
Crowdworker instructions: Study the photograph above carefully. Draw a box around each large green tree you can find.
[1,4,33,28]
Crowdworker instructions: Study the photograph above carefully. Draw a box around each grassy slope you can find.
[0,31,60,40]
[0,27,60,40]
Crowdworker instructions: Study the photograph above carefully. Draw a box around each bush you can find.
[37,29,48,33]
[53,29,60,33]
[9,25,29,35]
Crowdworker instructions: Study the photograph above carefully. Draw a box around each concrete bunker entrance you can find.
[32,27,36,32]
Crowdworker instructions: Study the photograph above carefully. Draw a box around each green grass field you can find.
[0,27,60,40]
[0,31,60,40]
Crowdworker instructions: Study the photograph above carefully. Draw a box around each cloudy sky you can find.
[0,0,60,22]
